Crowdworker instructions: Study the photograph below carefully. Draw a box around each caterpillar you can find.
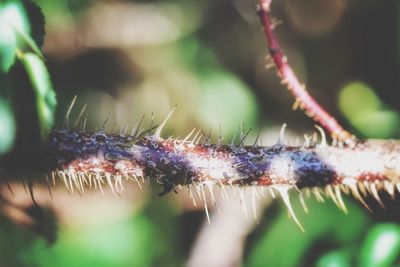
[38,107,400,231]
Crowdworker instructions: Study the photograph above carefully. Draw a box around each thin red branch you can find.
[257,0,356,145]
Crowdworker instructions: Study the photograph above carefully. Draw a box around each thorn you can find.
[92,174,98,190]
[44,174,53,199]
[120,124,129,136]
[358,182,368,196]
[229,183,237,197]
[325,185,341,210]
[96,174,104,194]
[260,186,265,197]
[51,171,56,187]
[271,18,282,29]
[193,185,202,202]
[82,112,88,130]
[217,124,224,145]
[314,125,327,147]
[116,175,124,194]
[133,175,143,190]
[221,184,229,200]
[253,129,262,147]
[28,181,38,206]
[101,112,112,131]
[114,176,121,194]
[205,128,212,145]
[304,188,311,198]
[254,186,261,200]
[67,173,74,194]
[269,187,276,199]
[154,106,177,138]
[133,114,145,137]
[64,95,78,127]
[239,121,244,142]
[239,129,252,146]
[71,173,81,193]
[384,181,395,198]
[81,173,89,186]
[188,185,197,207]
[105,173,115,194]
[201,186,210,224]
[240,186,248,217]
[5,179,14,197]
[191,129,202,145]
[207,183,221,215]
[340,184,350,195]
[275,186,305,232]
[292,99,301,111]
[332,136,338,147]
[60,172,71,193]
[312,132,318,145]
[252,186,257,219]
[370,183,385,209]
[335,186,348,213]
[130,123,138,136]
[348,183,372,212]
[277,123,287,145]
[78,173,85,193]
[88,173,93,189]
[21,181,28,194]
[313,187,325,202]
[303,135,311,147]
[74,104,88,128]
[299,192,308,213]
[182,128,197,144]
[150,111,154,132]
[265,62,275,69]
[195,130,205,144]
[231,126,240,146]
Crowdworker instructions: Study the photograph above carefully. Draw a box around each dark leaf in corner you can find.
[23,0,46,49]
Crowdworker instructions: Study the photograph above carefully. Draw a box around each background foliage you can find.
[0,0,399,266]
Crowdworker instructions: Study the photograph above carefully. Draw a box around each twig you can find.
[257,0,356,145]
[42,128,400,228]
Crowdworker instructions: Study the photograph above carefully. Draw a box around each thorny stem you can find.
[257,0,356,145]
[42,122,400,230]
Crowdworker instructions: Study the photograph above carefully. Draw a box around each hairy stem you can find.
[257,0,355,144]
[48,129,400,209]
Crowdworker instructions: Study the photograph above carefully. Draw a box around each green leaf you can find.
[0,1,30,33]
[0,97,16,155]
[0,0,44,65]
[246,196,368,267]
[12,20,44,59]
[316,250,351,267]
[19,52,57,141]
[0,0,25,73]
[0,19,16,73]
[197,69,259,135]
[360,224,400,267]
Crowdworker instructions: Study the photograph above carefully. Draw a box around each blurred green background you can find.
[0,0,400,266]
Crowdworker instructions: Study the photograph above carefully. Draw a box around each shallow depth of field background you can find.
[0,0,400,266]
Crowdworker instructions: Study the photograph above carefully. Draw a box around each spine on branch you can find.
[48,129,400,194]
[46,125,400,228]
